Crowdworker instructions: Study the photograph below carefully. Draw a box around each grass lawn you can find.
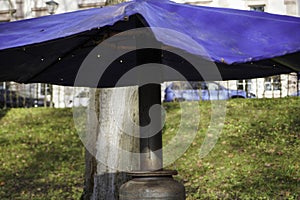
[0,98,300,199]
[0,108,84,199]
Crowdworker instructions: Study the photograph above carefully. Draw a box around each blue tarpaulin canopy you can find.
[0,0,299,87]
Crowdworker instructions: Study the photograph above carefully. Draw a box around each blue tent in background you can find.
[0,0,299,87]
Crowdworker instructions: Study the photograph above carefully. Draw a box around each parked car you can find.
[164,81,255,102]
[290,91,300,97]
[32,98,52,107]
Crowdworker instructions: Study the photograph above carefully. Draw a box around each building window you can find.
[249,5,265,12]
[41,84,52,95]
[264,75,281,91]
[237,80,243,90]
[236,80,251,92]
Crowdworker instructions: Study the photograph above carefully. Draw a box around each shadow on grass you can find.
[0,108,10,146]
[0,108,9,119]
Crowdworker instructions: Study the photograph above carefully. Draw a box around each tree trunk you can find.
[82,2,138,199]
[82,87,139,200]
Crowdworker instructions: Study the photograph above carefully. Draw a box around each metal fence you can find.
[0,73,299,109]
[0,82,91,109]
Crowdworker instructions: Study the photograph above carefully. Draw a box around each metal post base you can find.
[119,170,185,200]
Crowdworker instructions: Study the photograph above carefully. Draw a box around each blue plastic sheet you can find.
[0,0,299,86]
